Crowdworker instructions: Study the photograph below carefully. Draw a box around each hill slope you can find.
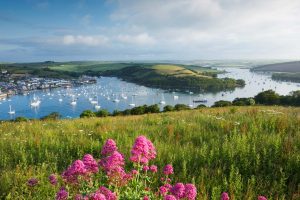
[252,61,300,72]
[0,106,299,199]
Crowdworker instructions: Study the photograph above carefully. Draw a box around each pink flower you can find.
[56,187,68,200]
[101,139,118,156]
[150,165,158,173]
[49,174,57,185]
[184,184,197,200]
[159,186,169,196]
[163,164,174,175]
[164,195,177,200]
[171,183,185,199]
[164,184,172,189]
[221,192,230,200]
[258,196,267,200]
[90,192,106,200]
[130,136,156,164]
[143,165,150,171]
[131,169,139,175]
[143,196,150,200]
[27,178,38,187]
[98,186,117,200]
[100,151,125,172]
[83,154,99,173]
[62,160,87,184]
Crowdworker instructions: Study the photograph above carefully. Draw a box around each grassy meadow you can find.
[0,106,300,199]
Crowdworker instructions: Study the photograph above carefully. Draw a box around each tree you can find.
[212,100,232,107]
[80,110,96,118]
[174,104,190,111]
[95,109,110,117]
[163,105,174,112]
[254,90,280,105]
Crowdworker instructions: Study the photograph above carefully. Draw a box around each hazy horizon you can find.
[1,0,300,62]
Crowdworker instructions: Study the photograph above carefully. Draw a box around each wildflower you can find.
[163,164,174,175]
[159,186,169,196]
[221,192,230,200]
[82,154,99,173]
[98,186,117,200]
[100,151,125,172]
[131,169,139,175]
[184,184,197,200]
[49,174,58,185]
[143,196,150,200]
[258,196,267,200]
[101,139,118,156]
[130,135,156,164]
[56,187,68,200]
[164,195,177,200]
[150,165,158,173]
[90,192,106,200]
[27,178,38,187]
[170,183,185,199]
[62,160,87,183]
[143,165,150,171]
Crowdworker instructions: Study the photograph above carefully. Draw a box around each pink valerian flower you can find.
[258,196,268,200]
[150,165,158,173]
[184,184,197,200]
[56,187,68,200]
[62,160,87,184]
[163,164,174,175]
[90,192,106,200]
[164,184,172,190]
[143,165,150,172]
[100,151,125,172]
[27,178,38,187]
[82,154,99,173]
[159,186,169,196]
[170,183,185,199]
[101,139,118,156]
[143,196,150,200]
[49,174,58,185]
[131,169,139,175]
[75,194,89,200]
[98,186,117,200]
[164,195,177,200]
[130,136,156,164]
[221,192,230,200]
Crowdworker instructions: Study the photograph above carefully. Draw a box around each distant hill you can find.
[252,61,300,73]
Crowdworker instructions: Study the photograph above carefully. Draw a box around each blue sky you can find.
[1,0,300,62]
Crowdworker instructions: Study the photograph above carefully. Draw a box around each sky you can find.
[0,0,300,62]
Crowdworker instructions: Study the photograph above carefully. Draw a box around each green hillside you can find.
[0,106,299,199]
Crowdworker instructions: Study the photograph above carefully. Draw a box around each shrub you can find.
[254,90,280,105]
[174,104,190,111]
[14,116,29,122]
[95,109,110,117]
[212,100,232,107]
[41,112,61,120]
[80,110,96,118]
[163,105,174,112]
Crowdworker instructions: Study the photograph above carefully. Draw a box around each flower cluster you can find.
[26,136,269,200]
[130,135,156,164]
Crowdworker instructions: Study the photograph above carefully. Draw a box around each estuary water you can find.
[0,67,299,120]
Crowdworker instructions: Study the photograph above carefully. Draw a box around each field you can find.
[152,65,213,78]
[0,106,299,199]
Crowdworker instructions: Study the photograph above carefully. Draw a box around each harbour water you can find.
[0,67,299,120]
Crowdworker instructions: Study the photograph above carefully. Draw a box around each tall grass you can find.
[0,106,299,199]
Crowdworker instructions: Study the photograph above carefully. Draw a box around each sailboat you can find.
[8,105,15,115]
[159,93,166,105]
[70,95,77,106]
[129,95,136,107]
[30,94,41,107]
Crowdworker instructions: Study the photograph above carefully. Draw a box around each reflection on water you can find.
[0,68,299,120]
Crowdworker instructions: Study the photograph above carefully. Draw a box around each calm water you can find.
[0,68,299,120]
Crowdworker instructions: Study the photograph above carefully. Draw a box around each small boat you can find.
[70,96,77,106]
[8,105,15,115]
[173,95,179,100]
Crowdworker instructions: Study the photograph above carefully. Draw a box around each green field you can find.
[1,106,299,199]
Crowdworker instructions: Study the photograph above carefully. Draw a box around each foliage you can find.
[232,98,255,106]
[212,100,232,107]
[41,112,61,120]
[80,110,96,118]
[163,105,175,112]
[95,109,110,117]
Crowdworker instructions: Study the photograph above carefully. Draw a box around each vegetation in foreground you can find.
[0,106,299,199]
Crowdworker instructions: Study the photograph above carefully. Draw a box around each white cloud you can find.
[116,33,156,45]
[62,35,108,46]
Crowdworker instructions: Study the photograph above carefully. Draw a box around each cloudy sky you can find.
[0,0,300,62]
